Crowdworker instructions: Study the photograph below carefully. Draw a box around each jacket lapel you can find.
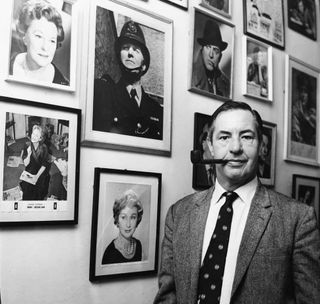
[189,187,214,301]
[231,184,273,297]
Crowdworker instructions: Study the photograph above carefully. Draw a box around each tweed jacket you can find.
[154,182,320,304]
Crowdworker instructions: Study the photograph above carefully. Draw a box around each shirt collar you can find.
[127,84,142,100]
[212,177,258,204]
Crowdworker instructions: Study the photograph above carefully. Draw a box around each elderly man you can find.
[93,20,163,140]
[154,101,320,304]
[192,19,230,97]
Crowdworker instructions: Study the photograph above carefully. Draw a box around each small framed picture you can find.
[258,121,276,186]
[242,36,273,102]
[200,0,231,19]
[160,0,188,10]
[0,96,81,225]
[284,55,320,166]
[189,8,235,101]
[7,0,78,91]
[292,174,320,227]
[243,0,285,49]
[288,0,317,40]
[89,168,161,281]
[82,0,173,156]
[192,112,214,190]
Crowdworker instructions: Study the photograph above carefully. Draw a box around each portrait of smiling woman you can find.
[9,0,73,87]
[102,189,144,265]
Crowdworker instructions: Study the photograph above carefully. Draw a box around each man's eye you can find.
[242,135,254,141]
[219,136,229,141]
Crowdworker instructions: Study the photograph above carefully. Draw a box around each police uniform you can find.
[92,20,163,140]
[93,75,163,140]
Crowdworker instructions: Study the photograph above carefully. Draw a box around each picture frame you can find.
[287,0,317,41]
[160,0,188,10]
[0,96,81,225]
[200,0,231,19]
[89,168,161,281]
[243,0,285,49]
[82,0,173,156]
[258,121,276,186]
[292,174,320,227]
[192,112,214,190]
[6,0,78,91]
[189,8,235,101]
[284,55,320,166]
[242,36,273,102]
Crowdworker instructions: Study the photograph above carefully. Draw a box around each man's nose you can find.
[229,137,243,153]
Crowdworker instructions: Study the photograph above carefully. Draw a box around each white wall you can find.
[0,0,319,303]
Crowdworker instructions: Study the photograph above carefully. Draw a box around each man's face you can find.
[201,45,221,71]
[210,109,260,190]
[120,43,145,71]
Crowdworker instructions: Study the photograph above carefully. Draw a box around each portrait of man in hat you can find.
[93,17,163,140]
[191,11,234,99]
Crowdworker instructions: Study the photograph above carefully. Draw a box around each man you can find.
[154,101,320,304]
[192,19,230,97]
[247,46,268,97]
[93,20,163,140]
[292,75,316,146]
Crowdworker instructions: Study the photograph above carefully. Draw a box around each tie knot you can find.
[223,191,238,205]
[130,88,137,98]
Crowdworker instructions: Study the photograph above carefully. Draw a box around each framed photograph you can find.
[0,96,81,225]
[6,0,78,91]
[82,0,173,156]
[288,0,317,40]
[200,0,231,18]
[189,8,235,101]
[160,0,188,10]
[258,121,276,186]
[192,112,214,190]
[89,168,161,281]
[242,36,273,101]
[284,55,320,166]
[243,0,285,49]
[292,174,320,227]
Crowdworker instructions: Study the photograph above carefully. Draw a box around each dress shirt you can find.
[201,177,258,304]
[126,84,142,107]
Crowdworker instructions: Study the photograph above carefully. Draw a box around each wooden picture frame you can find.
[288,0,317,40]
[292,174,320,227]
[284,55,320,166]
[242,35,273,102]
[200,0,231,19]
[82,0,173,156]
[160,0,188,10]
[258,121,276,186]
[6,0,78,91]
[192,112,214,190]
[0,96,81,225]
[243,0,285,49]
[189,8,235,101]
[89,168,161,281]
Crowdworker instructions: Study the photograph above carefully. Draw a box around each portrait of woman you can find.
[102,189,144,264]
[20,124,51,200]
[9,0,70,86]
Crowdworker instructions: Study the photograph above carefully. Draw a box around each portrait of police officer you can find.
[93,20,163,140]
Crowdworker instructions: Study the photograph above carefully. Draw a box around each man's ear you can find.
[207,139,214,157]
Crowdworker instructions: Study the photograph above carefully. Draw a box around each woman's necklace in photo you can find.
[115,237,136,259]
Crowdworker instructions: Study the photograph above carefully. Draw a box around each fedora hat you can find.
[197,19,228,51]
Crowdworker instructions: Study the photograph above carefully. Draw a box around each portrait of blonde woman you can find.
[102,189,144,264]
[9,0,73,87]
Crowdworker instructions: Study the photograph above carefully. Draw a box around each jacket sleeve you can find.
[292,206,320,303]
[154,205,177,304]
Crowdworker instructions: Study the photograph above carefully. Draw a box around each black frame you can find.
[89,168,161,281]
[0,96,81,225]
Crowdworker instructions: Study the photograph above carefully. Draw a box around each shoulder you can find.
[52,64,69,86]
[170,188,212,216]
